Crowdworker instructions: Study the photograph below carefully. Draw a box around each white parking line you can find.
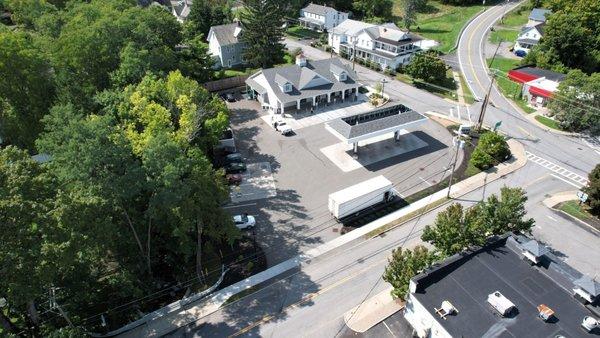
[223,202,257,209]
[419,176,433,187]
[382,321,396,337]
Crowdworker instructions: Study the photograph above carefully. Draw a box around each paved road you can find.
[164,163,600,337]
[457,0,600,177]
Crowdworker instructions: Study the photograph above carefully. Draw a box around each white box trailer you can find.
[328,176,396,220]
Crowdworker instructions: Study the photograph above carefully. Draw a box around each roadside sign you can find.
[493,120,502,132]
[458,124,472,135]
[577,191,589,203]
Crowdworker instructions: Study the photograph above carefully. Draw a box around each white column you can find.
[342,90,345,101]
[313,96,317,106]
[327,92,332,103]
[297,100,301,110]
[281,101,285,114]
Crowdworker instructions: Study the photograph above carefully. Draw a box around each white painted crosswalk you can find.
[525,151,589,187]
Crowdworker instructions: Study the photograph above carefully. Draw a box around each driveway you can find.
[224,97,460,266]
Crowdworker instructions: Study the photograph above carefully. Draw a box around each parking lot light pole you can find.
[381,78,388,99]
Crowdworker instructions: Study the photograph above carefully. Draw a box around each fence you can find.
[203,75,249,92]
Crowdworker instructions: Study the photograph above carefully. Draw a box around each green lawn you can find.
[458,72,475,104]
[395,69,458,101]
[501,6,530,28]
[489,29,518,44]
[399,1,489,53]
[286,25,323,40]
[487,57,535,113]
[535,115,562,130]
[559,200,598,225]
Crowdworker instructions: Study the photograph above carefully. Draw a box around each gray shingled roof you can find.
[575,276,600,297]
[521,239,549,257]
[247,58,359,104]
[210,22,243,46]
[327,104,427,140]
[302,3,335,15]
[529,8,551,22]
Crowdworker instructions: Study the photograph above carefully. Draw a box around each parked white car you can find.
[276,122,293,135]
[233,214,256,230]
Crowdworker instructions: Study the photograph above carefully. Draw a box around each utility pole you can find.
[50,287,74,329]
[476,40,502,131]
[447,134,465,198]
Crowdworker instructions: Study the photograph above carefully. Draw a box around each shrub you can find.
[324,45,332,52]
[469,132,511,170]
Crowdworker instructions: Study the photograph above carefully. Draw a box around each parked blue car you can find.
[515,49,527,57]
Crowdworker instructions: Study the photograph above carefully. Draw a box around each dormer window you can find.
[339,73,346,81]
[283,83,292,93]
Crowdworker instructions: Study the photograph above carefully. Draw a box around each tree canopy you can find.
[240,0,286,68]
[405,51,448,85]
[548,70,600,135]
[584,164,600,217]
[422,187,534,256]
[383,246,435,299]
[352,0,394,21]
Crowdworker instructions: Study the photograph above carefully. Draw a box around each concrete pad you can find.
[230,162,276,203]
[344,286,404,333]
[320,131,429,172]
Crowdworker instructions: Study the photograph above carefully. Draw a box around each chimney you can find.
[296,53,307,67]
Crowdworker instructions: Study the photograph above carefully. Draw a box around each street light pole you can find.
[477,40,501,131]
[381,78,388,98]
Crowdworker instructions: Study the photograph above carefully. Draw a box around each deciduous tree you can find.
[0,31,55,151]
[383,246,435,299]
[548,70,600,135]
[405,51,448,85]
[584,164,600,216]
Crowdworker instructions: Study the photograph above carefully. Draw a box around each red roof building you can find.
[507,66,565,105]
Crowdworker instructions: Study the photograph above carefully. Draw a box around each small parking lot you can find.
[223,92,461,265]
[229,162,276,203]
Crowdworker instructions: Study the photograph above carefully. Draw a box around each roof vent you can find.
[521,239,548,264]
[487,291,517,317]
[434,300,458,320]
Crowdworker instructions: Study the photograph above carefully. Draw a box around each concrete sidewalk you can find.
[117,138,527,337]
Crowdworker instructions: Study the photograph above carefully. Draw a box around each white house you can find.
[170,0,192,23]
[328,19,422,70]
[207,22,246,68]
[245,54,362,115]
[514,23,544,53]
[298,3,349,32]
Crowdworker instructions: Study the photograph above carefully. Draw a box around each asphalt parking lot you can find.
[223,93,462,265]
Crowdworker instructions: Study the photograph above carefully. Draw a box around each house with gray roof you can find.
[329,19,423,70]
[514,22,545,54]
[207,21,246,68]
[245,54,362,114]
[170,0,192,22]
[528,8,552,26]
[299,3,349,32]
